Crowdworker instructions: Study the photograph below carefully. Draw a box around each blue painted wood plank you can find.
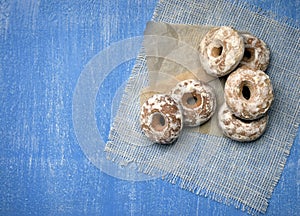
[0,0,299,215]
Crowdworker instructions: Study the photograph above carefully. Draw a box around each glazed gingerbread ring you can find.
[218,103,268,142]
[224,67,274,120]
[199,26,244,77]
[140,94,183,144]
[171,79,216,127]
[239,33,270,71]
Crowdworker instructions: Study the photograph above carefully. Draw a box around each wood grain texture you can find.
[0,0,299,215]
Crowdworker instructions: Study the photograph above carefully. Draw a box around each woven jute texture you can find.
[105,0,300,213]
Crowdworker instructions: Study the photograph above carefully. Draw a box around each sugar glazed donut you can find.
[239,33,270,71]
[140,94,183,144]
[171,79,216,127]
[199,26,244,77]
[218,103,268,142]
[224,67,274,120]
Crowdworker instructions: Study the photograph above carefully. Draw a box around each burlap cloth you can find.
[105,0,300,213]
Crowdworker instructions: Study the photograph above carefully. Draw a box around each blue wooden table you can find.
[1,0,299,215]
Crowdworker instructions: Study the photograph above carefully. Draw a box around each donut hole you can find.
[239,81,253,101]
[243,48,255,62]
[212,46,223,57]
[242,85,251,100]
[182,92,202,109]
[151,112,167,131]
[187,96,198,105]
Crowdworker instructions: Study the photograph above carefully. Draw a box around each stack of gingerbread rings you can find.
[199,26,274,142]
[219,67,274,142]
[141,26,274,143]
[140,79,216,144]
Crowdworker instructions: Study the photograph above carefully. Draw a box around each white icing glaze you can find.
[199,26,244,77]
[171,79,216,127]
[239,33,270,71]
[218,103,268,142]
[224,67,274,120]
[140,94,183,144]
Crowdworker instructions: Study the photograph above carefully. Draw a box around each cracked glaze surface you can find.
[239,33,270,71]
[199,26,244,77]
[140,94,183,144]
[225,67,274,120]
[171,79,216,127]
[218,103,268,142]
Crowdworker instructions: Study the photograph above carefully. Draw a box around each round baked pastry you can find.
[171,79,216,127]
[199,26,244,77]
[140,94,183,144]
[224,67,274,120]
[218,103,268,142]
[239,33,270,71]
